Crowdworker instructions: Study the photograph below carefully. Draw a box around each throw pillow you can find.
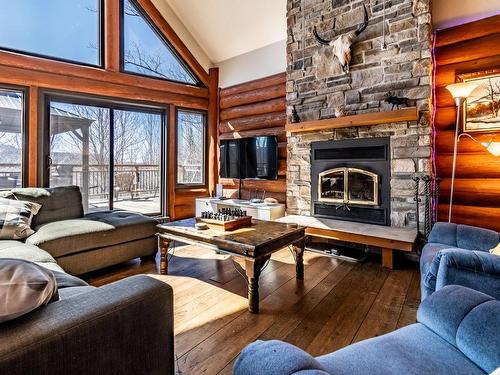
[0,259,58,323]
[490,243,500,255]
[0,197,41,240]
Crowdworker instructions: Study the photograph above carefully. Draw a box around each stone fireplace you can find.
[286,0,432,228]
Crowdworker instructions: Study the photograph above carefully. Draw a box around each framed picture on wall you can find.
[459,70,500,133]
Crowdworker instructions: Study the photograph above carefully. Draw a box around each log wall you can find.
[434,15,500,230]
[218,73,287,202]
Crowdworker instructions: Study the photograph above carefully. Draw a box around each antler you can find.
[355,3,369,36]
[313,26,333,46]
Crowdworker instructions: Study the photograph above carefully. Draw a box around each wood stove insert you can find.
[311,137,390,225]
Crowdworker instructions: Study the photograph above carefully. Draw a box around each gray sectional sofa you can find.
[0,185,158,275]
[0,186,174,374]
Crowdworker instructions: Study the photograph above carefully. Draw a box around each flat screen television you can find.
[220,136,278,180]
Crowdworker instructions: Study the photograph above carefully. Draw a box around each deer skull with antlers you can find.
[313,4,369,74]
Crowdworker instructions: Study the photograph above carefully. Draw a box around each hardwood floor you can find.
[83,245,420,375]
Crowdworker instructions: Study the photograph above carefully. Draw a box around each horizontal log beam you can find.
[439,178,500,207]
[436,153,500,178]
[286,107,418,133]
[434,106,456,130]
[435,54,500,87]
[437,204,500,231]
[220,84,285,109]
[221,72,286,97]
[434,130,494,154]
[219,126,286,142]
[220,97,286,121]
[436,15,500,48]
[173,204,196,220]
[219,112,286,134]
[0,51,208,99]
[278,144,287,159]
[0,65,208,110]
[435,33,500,67]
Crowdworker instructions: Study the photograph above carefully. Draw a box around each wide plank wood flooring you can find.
[83,244,420,375]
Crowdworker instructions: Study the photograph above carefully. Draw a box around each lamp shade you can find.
[481,141,500,157]
[445,82,479,99]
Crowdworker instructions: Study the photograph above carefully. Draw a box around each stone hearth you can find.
[286,0,432,227]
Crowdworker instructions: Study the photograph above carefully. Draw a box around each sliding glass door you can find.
[113,109,162,213]
[48,99,165,215]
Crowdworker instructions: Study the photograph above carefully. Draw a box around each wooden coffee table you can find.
[157,218,306,313]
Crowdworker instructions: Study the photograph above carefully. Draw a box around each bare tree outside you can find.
[49,102,162,214]
[122,0,197,84]
[0,90,24,189]
[177,111,205,184]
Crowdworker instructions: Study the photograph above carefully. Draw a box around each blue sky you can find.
[0,0,196,83]
[0,0,99,64]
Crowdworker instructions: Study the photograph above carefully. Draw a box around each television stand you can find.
[195,198,285,221]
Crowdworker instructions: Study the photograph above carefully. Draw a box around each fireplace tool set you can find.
[413,175,441,251]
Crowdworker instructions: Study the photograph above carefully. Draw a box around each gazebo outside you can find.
[0,91,160,214]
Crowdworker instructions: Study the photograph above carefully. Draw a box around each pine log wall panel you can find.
[434,15,500,230]
[218,73,287,202]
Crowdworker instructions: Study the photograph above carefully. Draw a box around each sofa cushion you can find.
[456,299,500,374]
[427,222,458,247]
[52,270,89,289]
[0,240,64,273]
[316,324,485,375]
[0,259,58,323]
[26,210,157,258]
[9,186,84,227]
[420,243,452,276]
[0,197,41,239]
[234,340,328,375]
[58,286,96,300]
[456,224,499,252]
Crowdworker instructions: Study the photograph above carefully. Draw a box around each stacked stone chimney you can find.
[286,0,432,227]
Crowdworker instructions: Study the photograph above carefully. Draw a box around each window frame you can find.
[175,107,207,189]
[0,84,29,190]
[41,91,168,216]
[119,0,201,87]
[0,0,105,68]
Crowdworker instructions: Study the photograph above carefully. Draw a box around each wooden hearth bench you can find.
[276,215,417,269]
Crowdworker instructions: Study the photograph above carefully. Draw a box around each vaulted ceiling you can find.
[162,0,500,65]
[164,0,287,63]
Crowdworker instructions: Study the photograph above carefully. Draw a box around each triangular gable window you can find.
[122,0,199,85]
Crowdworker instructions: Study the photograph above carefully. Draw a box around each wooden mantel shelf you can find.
[285,107,418,134]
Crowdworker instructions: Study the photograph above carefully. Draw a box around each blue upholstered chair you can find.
[420,222,500,301]
[233,286,500,375]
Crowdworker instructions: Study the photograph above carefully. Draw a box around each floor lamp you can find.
[445,82,479,222]
[444,82,500,222]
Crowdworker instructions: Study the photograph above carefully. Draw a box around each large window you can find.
[122,0,198,85]
[0,0,102,66]
[0,88,24,189]
[48,99,164,215]
[176,110,206,185]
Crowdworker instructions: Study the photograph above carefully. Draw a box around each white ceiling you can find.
[432,0,500,30]
[162,0,500,65]
[164,0,287,63]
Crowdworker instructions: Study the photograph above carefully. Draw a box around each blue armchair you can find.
[233,286,500,375]
[420,222,500,300]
